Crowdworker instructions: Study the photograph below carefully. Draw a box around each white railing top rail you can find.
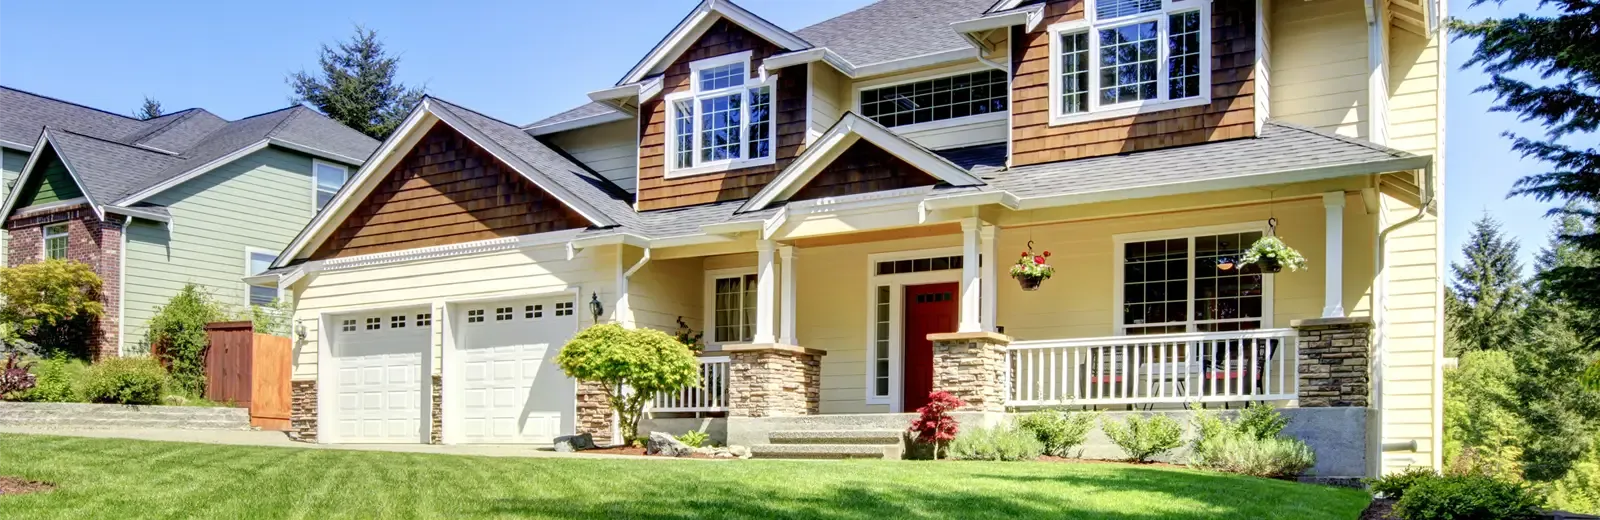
[1008,328,1297,350]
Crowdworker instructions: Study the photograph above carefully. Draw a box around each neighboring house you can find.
[0,87,378,359]
[256,0,1444,478]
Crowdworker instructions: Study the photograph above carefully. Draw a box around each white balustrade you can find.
[649,356,730,413]
[1005,329,1298,407]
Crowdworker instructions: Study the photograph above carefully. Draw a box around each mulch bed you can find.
[1359,499,1396,520]
[0,477,54,496]
[583,446,712,459]
[1037,456,1187,470]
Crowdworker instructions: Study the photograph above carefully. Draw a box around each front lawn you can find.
[0,434,1369,519]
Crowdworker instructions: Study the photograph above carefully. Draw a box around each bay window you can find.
[666,51,777,177]
[1049,0,1210,123]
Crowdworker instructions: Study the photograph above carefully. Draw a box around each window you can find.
[859,69,1008,128]
[42,224,68,260]
[416,313,432,327]
[313,160,348,211]
[1119,228,1267,334]
[246,250,278,306]
[1049,0,1208,123]
[874,255,963,276]
[526,305,543,319]
[665,52,777,177]
[467,309,484,323]
[496,307,513,321]
[872,285,891,398]
[365,317,381,330]
[554,302,574,317]
[390,316,407,328]
[707,272,758,344]
[341,319,356,332]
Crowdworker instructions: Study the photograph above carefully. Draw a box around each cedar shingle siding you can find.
[789,141,939,202]
[1009,0,1257,166]
[637,19,807,211]
[311,122,590,259]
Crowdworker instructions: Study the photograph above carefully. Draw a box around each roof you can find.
[794,0,995,67]
[41,129,183,206]
[523,102,626,134]
[0,87,147,150]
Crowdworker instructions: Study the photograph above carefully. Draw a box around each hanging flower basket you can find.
[1239,236,1307,273]
[1009,250,1054,291]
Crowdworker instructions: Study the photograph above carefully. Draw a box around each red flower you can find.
[1020,251,1029,257]
[1043,251,1052,257]
[1034,256,1046,265]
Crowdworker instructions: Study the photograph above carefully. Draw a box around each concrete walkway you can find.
[0,426,668,460]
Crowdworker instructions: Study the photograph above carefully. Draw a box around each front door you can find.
[903,282,958,411]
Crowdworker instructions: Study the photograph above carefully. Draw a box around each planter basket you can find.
[1016,276,1044,291]
[1260,258,1283,273]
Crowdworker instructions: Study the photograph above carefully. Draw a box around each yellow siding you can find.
[1270,0,1369,138]
[1379,183,1443,473]
[627,254,704,334]
[545,120,639,193]
[1386,30,1441,159]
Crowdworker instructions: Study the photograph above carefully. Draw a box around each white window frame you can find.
[42,223,68,260]
[665,51,778,178]
[244,247,282,307]
[702,267,759,349]
[312,159,349,212]
[852,64,1010,135]
[1047,0,1212,126]
[863,247,964,411]
[1112,222,1275,336]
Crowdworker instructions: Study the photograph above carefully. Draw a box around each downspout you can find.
[617,247,651,328]
[1372,163,1436,467]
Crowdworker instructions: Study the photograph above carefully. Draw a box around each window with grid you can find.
[710,274,758,344]
[43,224,68,260]
[247,251,278,306]
[416,313,432,327]
[390,316,406,328]
[872,285,891,398]
[1120,230,1267,334]
[859,69,1009,128]
[1051,0,1207,120]
[365,317,381,330]
[666,53,776,175]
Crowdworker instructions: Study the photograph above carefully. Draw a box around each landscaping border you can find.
[0,402,250,430]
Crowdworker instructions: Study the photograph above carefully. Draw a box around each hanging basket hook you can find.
[1026,240,1035,251]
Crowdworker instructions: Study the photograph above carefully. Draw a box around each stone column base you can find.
[929,331,1011,412]
[577,380,615,445]
[725,343,825,417]
[290,380,317,442]
[430,374,443,444]
[1292,317,1373,407]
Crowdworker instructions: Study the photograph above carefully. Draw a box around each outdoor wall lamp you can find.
[589,292,604,323]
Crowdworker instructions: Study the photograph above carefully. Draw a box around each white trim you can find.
[864,247,965,411]
[41,221,69,260]
[103,205,170,223]
[958,218,982,332]
[1322,192,1347,317]
[1112,222,1276,336]
[15,197,89,215]
[316,302,435,444]
[1046,0,1212,126]
[779,245,796,345]
[762,47,983,81]
[950,6,1041,34]
[311,159,349,213]
[439,286,584,445]
[703,266,759,349]
[117,216,128,356]
[320,229,585,273]
[1012,155,1433,210]
[618,1,810,86]
[663,53,779,179]
[0,139,34,153]
[523,110,631,136]
[243,247,283,307]
[114,140,269,206]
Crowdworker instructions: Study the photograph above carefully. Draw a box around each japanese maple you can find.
[908,391,967,459]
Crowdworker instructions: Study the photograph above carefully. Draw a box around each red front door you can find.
[903,282,958,412]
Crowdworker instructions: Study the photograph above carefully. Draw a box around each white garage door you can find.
[329,309,431,443]
[453,297,578,444]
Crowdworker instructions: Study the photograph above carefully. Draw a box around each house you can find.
[0,87,379,359]
[255,0,1444,478]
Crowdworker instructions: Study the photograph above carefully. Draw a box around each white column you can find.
[980,224,998,332]
[614,245,630,327]
[1322,192,1347,318]
[779,245,797,345]
[959,218,982,333]
[754,240,778,344]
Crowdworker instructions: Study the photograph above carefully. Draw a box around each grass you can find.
[0,434,1370,519]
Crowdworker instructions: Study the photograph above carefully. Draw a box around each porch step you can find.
[749,443,903,460]
[767,429,904,445]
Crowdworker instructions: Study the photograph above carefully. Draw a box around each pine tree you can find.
[287,25,424,140]
[1446,214,1526,354]
[134,96,163,119]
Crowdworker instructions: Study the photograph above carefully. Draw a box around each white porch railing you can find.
[1006,329,1298,407]
[649,356,730,413]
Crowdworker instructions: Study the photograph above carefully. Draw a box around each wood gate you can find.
[205,322,292,430]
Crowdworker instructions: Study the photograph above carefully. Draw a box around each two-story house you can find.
[255,0,1443,478]
[0,87,378,359]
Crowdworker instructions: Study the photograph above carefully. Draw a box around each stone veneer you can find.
[725,344,824,417]
[431,374,443,444]
[7,203,123,360]
[290,380,317,442]
[576,380,615,445]
[1293,317,1373,407]
[929,332,1011,412]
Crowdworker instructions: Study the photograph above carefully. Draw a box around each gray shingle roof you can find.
[793,0,995,66]
[0,87,147,150]
[119,108,229,152]
[524,102,620,130]
[42,129,182,205]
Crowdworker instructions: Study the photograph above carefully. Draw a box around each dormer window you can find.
[665,51,777,178]
[1048,0,1210,125]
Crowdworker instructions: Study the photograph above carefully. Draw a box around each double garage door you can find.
[326,296,577,444]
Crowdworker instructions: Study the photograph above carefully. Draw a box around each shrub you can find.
[0,350,35,400]
[145,284,230,396]
[555,324,698,446]
[1366,467,1441,500]
[249,298,293,338]
[908,391,966,459]
[1394,474,1544,520]
[1102,414,1183,462]
[678,430,710,448]
[949,425,1045,461]
[12,354,87,402]
[0,259,105,358]
[1190,430,1316,478]
[1234,403,1289,440]
[78,357,168,405]
[1017,408,1097,457]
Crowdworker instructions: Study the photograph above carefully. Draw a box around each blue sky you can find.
[0,0,1562,273]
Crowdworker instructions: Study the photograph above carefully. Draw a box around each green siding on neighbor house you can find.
[123,147,343,346]
[13,146,85,208]
[2,148,29,259]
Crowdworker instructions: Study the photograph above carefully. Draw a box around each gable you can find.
[789,140,940,203]
[310,122,591,260]
[14,144,85,208]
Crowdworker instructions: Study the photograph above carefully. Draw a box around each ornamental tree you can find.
[555,324,699,446]
[0,259,105,358]
[908,390,966,459]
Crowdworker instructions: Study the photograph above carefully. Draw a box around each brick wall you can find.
[5,203,122,359]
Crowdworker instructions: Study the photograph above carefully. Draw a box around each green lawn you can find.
[0,434,1369,519]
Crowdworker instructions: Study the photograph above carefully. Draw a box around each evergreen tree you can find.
[134,96,162,119]
[287,25,424,140]
[1446,214,1526,354]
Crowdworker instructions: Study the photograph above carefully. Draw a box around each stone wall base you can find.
[929,332,1010,412]
[726,344,823,417]
[290,380,317,442]
[1293,317,1373,408]
[431,374,443,444]
[576,380,615,445]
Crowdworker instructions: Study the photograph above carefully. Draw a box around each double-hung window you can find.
[313,160,348,211]
[705,270,758,346]
[1118,228,1270,335]
[666,51,777,177]
[1049,0,1209,124]
[42,223,68,260]
[246,249,280,306]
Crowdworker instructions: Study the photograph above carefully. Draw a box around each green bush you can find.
[13,354,88,402]
[144,284,230,396]
[0,259,105,358]
[78,357,168,405]
[555,324,699,446]
[949,425,1045,461]
[677,430,710,448]
[1102,414,1183,462]
[1017,409,1097,457]
[1395,474,1544,520]
[1234,403,1290,440]
[1366,467,1440,500]
[1190,430,1316,478]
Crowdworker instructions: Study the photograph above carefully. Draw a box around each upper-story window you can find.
[245,249,279,306]
[1048,0,1210,125]
[42,223,68,260]
[313,160,348,211]
[858,69,1009,129]
[665,51,777,178]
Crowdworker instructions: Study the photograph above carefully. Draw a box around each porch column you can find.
[779,245,797,345]
[959,218,982,332]
[1322,192,1346,318]
[928,331,1011,412]
[754,240,778,344]
[980,224,998,332]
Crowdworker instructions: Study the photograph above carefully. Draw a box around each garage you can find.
[327,307,432,443]
[450,296,579,444]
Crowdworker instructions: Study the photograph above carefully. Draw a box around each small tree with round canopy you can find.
[555,324,699,446]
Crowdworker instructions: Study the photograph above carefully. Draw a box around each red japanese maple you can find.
[908,391,966,459]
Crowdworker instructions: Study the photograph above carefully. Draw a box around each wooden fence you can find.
[204,322,291,430]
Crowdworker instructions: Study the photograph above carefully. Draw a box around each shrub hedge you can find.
[949,425,1045,461]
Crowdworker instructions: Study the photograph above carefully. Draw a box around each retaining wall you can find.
[0,402,251,430]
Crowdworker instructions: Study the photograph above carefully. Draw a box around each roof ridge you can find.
[48,127,181,157]
[1,86,143,123]
[1263,120,1415,158]
[427,96,527,132]
[129,109,203,146]
[264,105,309,140]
